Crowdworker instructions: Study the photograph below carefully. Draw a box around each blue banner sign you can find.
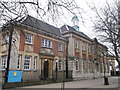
[8,71,22,82]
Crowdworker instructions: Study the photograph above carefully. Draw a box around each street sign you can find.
[8,71,22,82]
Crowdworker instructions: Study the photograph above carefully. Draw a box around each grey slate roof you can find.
[94,38,107,48]
[60,25,93,41]
[21,15,61,36]
[20,15,92,41]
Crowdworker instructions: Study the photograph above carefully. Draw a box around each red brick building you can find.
[0,15,66,81]
[0,15,115,82]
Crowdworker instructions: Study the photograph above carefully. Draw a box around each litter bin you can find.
[104,77,109,85]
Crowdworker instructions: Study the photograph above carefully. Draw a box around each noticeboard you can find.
[8,71,22,82]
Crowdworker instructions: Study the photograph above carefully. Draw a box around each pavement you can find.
[20,76,119,88]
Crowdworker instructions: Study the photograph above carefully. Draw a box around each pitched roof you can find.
[60,25,93,41]
[21,15,61,36]
[93,38,107,49]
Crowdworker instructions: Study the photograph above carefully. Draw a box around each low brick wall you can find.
[3,78,73,89]
[3,79,56,89]
[53,70,72,80]
[73,72,111,80]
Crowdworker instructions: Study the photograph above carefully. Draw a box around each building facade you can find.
[0,15,66,81]
[0,15,115,82]
[60,16,111,79]
[60,25,111,80]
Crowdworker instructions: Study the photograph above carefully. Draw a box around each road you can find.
[21,76,119,88]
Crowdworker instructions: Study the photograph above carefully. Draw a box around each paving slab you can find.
[20,76,119,88]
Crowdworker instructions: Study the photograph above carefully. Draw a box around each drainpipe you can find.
[66,37,69,79]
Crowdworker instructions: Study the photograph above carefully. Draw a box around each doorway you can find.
[44,61,49,79]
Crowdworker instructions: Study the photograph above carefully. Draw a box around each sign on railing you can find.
[8,71,22,82]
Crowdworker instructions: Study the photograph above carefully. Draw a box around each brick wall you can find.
[53,40,58,56]
[19,32,25,51]
[33,34,41,53]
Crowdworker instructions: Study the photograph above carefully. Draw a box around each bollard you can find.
[104,77,109,85]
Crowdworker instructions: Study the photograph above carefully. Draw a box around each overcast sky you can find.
[1,0,113,39]
[1,0,118,66]
[70,0,113,38]
[38,0,114,39]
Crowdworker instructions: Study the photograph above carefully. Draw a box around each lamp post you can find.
[56,60,58,80]
[103,53,106,78]
[102,52,109,85]
[61,60,65,90]
[93,60,95,79]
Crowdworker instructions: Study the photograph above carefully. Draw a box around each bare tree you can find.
[87,0,120,69]
[0,0,83,27]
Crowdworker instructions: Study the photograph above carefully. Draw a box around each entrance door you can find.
[44,61,49,79]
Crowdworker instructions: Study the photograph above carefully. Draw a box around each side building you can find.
[93,38,111,78]
[60,16,111,79]
[60,25,94,79]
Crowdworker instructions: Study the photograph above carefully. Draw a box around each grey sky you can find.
[0,0,118,66]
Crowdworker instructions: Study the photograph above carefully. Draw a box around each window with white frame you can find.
[83,60,86,72]
[42,38,52,48]
[2,34,9,44]
[58,60,62,71]
[58,43,63,51]
[107,64,109,73]
[89,62,92,73]
[106,64,108,73]
[24,56,31,70]
[88,44,91,52]
[75,59,79,71]
[25,33,33,44]
[17,55,22,70]
[33,56,37,70]
[47,40,50,47]
[82,42,85,51]
[92,45,94,55]
[75,40,79,49]
[100,63,102,73]
[96,62,99,72]
[1,56,7,70]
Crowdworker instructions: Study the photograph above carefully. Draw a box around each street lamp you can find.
[92,60,95,79]
[102,52,109,85]
[56,60,58,80]
[61,60,65,90]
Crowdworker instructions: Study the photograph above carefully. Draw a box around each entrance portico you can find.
[40,54,55,79]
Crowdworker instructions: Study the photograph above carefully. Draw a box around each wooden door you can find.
[44,61,49,79]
